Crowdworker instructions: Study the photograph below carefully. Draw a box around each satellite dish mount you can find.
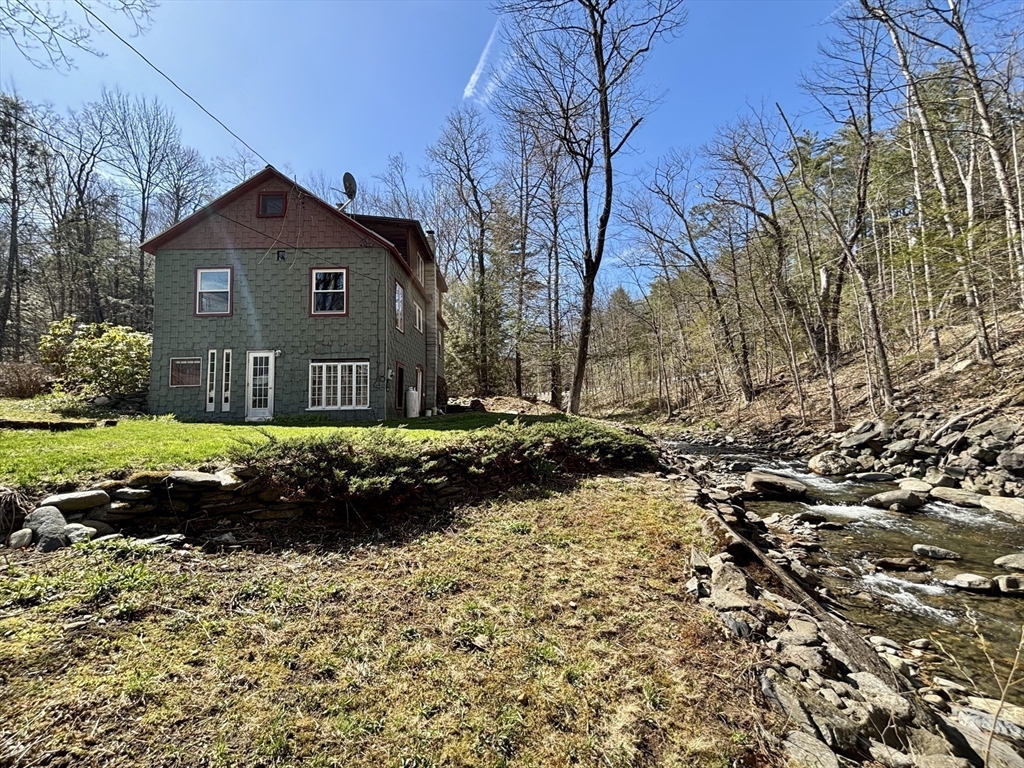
[335,172,358,212]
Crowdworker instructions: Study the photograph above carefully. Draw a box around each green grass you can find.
[0,476,775,767]
[0,397,576,491]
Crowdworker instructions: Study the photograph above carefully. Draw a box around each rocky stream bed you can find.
[658,406,1024,768]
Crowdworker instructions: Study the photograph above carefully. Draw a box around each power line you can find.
[72,0,271,167]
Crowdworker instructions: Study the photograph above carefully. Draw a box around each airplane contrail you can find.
[463,20,500,100]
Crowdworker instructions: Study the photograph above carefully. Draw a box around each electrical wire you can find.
[72,0,270,167]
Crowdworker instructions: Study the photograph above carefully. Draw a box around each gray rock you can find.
[913,544,963,560]
[63,523,97,544]
[937,711,1024,768]
[929,486,983,507]
[87,502,137,521]
[863,489,926,511]
[808,450,858,476]
[965,697,1024,729]
[924,467,957,487]
[942,573,993,593]
[869,635,901,650]
[167,470,223,487]
[6,528,32,548]
[980,495,1024,518]
[853,472,897,482]
[215,469,244,490]
[913,758,972,768]
[875,557,927,572]
[908,638,931,650]
[867,740,914,768]
[38,489,110,512]
[24,506,68,552]
[708,562,759,611]
[80,520,116,536]
[112,488,152,501]
[778,645,830,673]
[841,429,883,450]
[847,671,913,722]
[898,478,933,493]
[954,705,1024,747]
[887,438,920,455]
[783,731,839,768]
[995,574,1024,596]
[743,471,808,499]
[995,553,1024,572]
[936,432,965,450]
[997,449,1024,476]
[140,533,187,547]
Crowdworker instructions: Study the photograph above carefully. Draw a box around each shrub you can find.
[39,318,151,396]
[0,362,49,398]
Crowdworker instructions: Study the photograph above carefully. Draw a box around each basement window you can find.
[169,358,201,387]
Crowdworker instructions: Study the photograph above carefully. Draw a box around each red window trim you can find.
[309,266,349,317]
[257,190,288,218]
[395,279,405,334]
[395,362,405,411]
[194,266,234,317]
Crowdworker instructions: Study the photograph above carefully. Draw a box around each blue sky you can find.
[3,0,840,191]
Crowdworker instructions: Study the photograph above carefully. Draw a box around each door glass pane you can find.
[251,356,269,410]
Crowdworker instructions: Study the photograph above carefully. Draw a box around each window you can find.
[416,252,425,286]
[258,192,286,217]
[395,363,405,411]
[169,358,201,387]
[196,268,232,316]
[308,362,370,409]
[311,268,347,315]
[395,281,405,332]
[222,349,232,411]
[414,301,424,333]
[206,350,217,412]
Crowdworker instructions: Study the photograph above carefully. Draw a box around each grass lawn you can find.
[0,396,569,491]
[0,475,774,767]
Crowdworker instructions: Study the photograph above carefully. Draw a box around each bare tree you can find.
[158,144,215,225]
[0,0,155,71]
[213,145,262,188]
[497,0,686,413]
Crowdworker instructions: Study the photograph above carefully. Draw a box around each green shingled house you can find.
[141,166,446,422]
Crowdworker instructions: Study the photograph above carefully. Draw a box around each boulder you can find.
[63,523,97,544]
[863,489,925,511]
[995,574,1024,596]
[708,562,759,611]
[995,553,1024,572]
[38,489,110,512]
[24,506,68,552]
[840,429,883,450]
[886,437,920,455]
[912,544,963,560]
[6,528,32,548]
[942,573,993,593]
[744,471,808,500]
[875,557,928,572]
[980,495,1024,518]
[929,487,983,507]
[807,451,857,476]
[923,467,956,488]
[997,449,1024,476]
[80,519,116,536]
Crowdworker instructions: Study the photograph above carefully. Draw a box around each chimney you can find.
[425,230,436,255]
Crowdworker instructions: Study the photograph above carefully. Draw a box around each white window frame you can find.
[221,349,232,412]
[205,350,217,411]
[311,268,348,315]
[196,267,232,316]
[169,357,202,387]
[308,361,370,410]
[414,301,424,333]
[395,281,405,332]
[416,252,425,286]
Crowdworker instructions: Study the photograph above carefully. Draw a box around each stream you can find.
[682,444,1024,707]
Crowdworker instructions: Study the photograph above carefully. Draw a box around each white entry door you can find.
[245,351,275,421]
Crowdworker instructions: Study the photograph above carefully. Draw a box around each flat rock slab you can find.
[942,573,993,593]
[744,471,808,499]
[929,487,983,507]
[112,488,152,501]
[24,506,67,552]
[995,553,1024,572]
[898,478,933,493]
[783,731,839,768]
[38,489,110,512]
[853,472,896,482]
[168,471,223,487]
[913,544,963,560]
[980,495,1024,518]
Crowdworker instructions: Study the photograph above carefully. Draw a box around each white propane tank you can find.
[405,387,420,418]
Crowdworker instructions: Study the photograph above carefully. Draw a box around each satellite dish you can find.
[343,172,357,201]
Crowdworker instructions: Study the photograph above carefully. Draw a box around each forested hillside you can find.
[3,0,1023,427]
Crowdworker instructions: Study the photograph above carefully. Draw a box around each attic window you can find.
[258,192,286,217]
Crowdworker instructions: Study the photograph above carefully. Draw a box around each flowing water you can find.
[676,444,1024,705]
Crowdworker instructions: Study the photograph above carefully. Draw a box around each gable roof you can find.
[141,166,400,258]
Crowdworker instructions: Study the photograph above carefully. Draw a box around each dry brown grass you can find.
[0,475,776,768]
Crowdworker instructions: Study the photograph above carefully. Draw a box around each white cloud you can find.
[463,20,500,100]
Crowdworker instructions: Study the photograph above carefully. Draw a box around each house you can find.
[141,166,446,422]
